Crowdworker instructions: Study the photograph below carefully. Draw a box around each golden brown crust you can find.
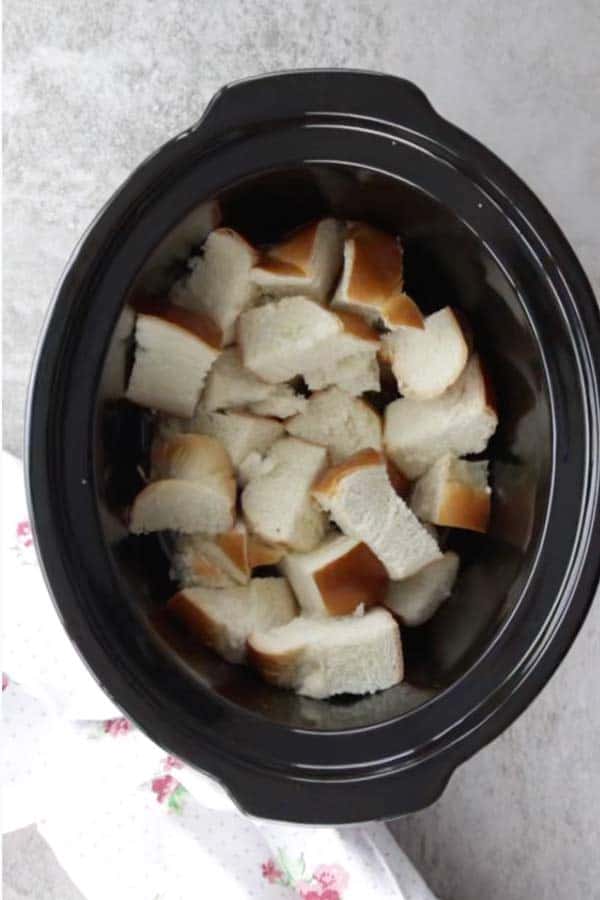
[216,528,250,578]
[478,355,498,415]
[381,292,424,329]
[312,447,383,497]
[133,298,223,349]
[437,482,491,533]
[346,223,404,303]
[315,541,389,615]
[247,535,286,568]
[335,310,381,344]
[151,434,234,480]
[255,221,319,277]
[167,591,221,649]
[246,641,302,687]
[385,459,411,499]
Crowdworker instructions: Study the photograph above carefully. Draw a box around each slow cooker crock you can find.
[27,70,600,824]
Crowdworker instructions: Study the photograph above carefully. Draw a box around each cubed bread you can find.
[171,228,259,345]
[302,310,381,394]
[312,448,441,578]
[248,607,403,698]
[190,409,284,467]
[384,551,460,626]
[285,387,382,463]
[138,199,221,295]
[172,521,285,588]
[168,577,296,663]
[130,434,235,535]
[241,437,329,551]
[126,305,222,417]
[280,533,388,616]
[251,218,345,302]
[202,347,275,411]
[238,295,343,384]
[246,385,308,418]
[382,306,469,398]
[410,454,491,533]
[384,354,498,478]
[171,521,251,588]
[304,350,380,395]
[331,223,424,329]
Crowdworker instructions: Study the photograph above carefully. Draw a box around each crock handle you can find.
[196,69,438,143]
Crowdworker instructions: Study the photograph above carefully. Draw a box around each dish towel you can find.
[2,450,437,900]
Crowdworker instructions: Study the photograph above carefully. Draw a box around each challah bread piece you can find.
[202,347,275,411]
[304,350,380,396]
[280,534,389,616]
[238,296,343,383]
[246,386,307,418]
[172,521,286,588]
[382,306,469,398]
[410,454,491,533]
[312,448,441,578]
[171,228,259,345]
[241,437,329,552]
[171,521,251,588]
[247,607,403,699]
[138,199,221,295]
[130,434,235,535]
[190,409,284,467]
[251,219,345,302]
[384,551,460,626]
[168,577,296,663]
[301,311,381,395]
[384,354,498,479]
[331,222,424,329]
[126,305,222,417]
[285,387,382,464]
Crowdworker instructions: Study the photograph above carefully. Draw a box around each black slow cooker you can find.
[26,70,600,824]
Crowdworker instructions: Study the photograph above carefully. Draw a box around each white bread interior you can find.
[168,577,296,663]
[246,385,307,418]
[304,350,380,395]
[285,387,382,463]
[248,606,403,699]
[138,199,221,294]
[385,551,459,626]
[239,295,344,384]
[190,408,284,467]
[410,453,491,533]
[251,218,345,302]
[331,222,424,329]
[171,228,259,345]
[126,307,221,417]
[171,521,251,588]
[241,437,329,551]
[312,448,441,578]
[202,347,275,411]
[130,434,235,535]
[382,306,469,398]
[384,354,498,478]
[280,533,389,616]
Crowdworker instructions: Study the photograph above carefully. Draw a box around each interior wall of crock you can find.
[96,163,552,731]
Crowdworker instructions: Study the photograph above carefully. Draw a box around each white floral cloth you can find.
[2,450,437,900]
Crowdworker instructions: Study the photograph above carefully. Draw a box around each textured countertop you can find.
[4,2,599,898]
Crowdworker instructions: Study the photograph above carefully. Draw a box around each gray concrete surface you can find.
[3,1,600,898]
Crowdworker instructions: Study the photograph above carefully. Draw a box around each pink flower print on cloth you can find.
[151,774,188,813]
[12,519,36,564]
[261,850,349,897]
[104,717,131,737]
[2,672,10,691]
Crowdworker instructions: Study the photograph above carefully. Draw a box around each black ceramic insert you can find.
[27,71,600,823]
